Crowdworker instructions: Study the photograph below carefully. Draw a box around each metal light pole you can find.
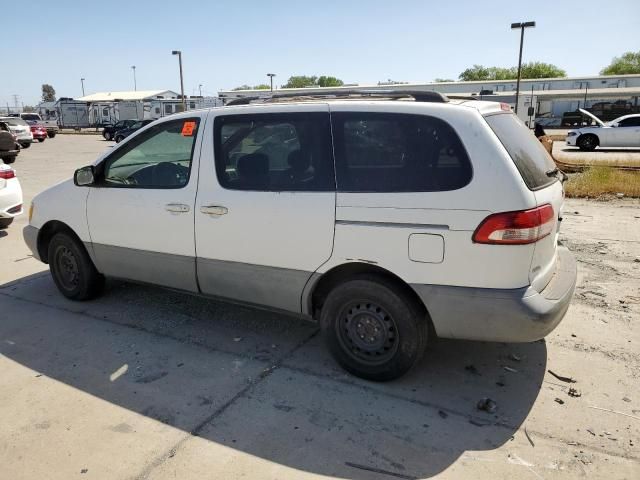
[172,50,186,110]
[199,84,203,97]
[132,65,137,91]
[80,78,85,97]
[267,73,276,92]
[511,21,535,114]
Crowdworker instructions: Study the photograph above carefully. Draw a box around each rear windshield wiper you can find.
[546,167,568,183]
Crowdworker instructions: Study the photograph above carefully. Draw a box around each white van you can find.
[23,91,576,380]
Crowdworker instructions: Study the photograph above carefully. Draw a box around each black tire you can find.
[48,232,104,300]
[115,135,124,143]
[577,134,598,151]
[0,217,13,229]
[37,138,45,143]
[1,156,16,164]
[20,142,31,149]
[47,131,56,138]
[103,131,112,141]
[320,275,428,381]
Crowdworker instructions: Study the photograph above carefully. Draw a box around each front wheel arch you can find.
[37,221,87,265]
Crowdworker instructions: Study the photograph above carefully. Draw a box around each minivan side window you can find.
[332,112,472,192]
[101,118,200,188]
[485,113,557,190]
[214,112,334,191]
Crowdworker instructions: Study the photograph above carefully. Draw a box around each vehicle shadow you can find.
[0,272,547,479]
[0,230,7,239]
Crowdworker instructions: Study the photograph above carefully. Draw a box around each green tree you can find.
[232,84,252,91]
[434,78,454,83]
[253,84,271,90]
[22,105,35,112]
[317,76,344,87]
[600,51,640,75]
[458,62,565,81]
[41,84,56,102]
[283,75,318,88]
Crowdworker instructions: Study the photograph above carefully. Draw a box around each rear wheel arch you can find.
[308,262,431,325]
[37,221,86,264]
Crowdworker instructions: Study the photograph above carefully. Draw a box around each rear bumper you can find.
[0,180,23,218]
[23,225,41,261]
[412,246,577,342]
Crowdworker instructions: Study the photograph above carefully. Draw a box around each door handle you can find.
[165,203,190,213]
[200,205,228,216]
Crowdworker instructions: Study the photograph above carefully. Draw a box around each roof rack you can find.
[225,89,450,106]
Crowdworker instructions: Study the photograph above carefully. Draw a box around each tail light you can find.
[0,168,16,179]
[473,204,555,245]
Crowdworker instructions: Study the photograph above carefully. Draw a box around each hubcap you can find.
[55,246,79,290]
[337,302,399,365]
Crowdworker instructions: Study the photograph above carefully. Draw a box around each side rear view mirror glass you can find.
[74,165,96,186]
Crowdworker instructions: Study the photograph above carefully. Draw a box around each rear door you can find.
[611,117,640,147]
[195,105,336,313]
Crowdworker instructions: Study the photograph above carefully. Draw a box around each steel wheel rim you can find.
[336,300,399,365]
[55,245,80,291]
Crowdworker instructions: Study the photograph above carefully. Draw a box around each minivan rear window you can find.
[485,113,557,190]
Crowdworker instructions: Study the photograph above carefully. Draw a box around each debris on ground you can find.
[555,398,565,405]
[622,397,631,403]
[476,398,497,414]
[548,369,577,383]
[568,387,582,398]
[438,410,448,419]
[233,337,243,342]
[464,365,481,375]
[469,418,491,427]
[586,428,596,436]
[524,427,535,447]
[503,366,518,373]
[508,353,522,362]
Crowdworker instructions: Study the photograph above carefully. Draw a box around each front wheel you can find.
[1,156,16,164]
[115,135,124,143]
[20,142,31,149]
[48,232,104,300]
[37,138,45,143]
[320,275,428,381]
[103,131,112,141]
[577,134,598,151]
[0,217,14,229]
[47,131,56,138]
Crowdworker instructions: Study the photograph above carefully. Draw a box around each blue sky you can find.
[2,0,639,106]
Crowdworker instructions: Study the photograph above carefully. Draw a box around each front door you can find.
[86,115,206,291]
[195,105,336,313]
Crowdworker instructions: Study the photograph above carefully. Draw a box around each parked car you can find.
[15,113,58,138]
[102,119,137,141]
[0,117,33,148]
[567,109,640,151]
[23,92,576,381]
[114,119,155,143]
[30,124,48,142]
[0,122,20,164]
[0,164,23,228]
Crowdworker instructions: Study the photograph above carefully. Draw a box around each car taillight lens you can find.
[0,169,16,179]
[473,204,555,245]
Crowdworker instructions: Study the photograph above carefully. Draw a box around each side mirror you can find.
[74,165,96,186]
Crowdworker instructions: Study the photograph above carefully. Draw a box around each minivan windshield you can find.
[485,113,557,190]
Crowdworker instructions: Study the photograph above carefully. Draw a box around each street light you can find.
[267,73,276,92]
[131,65,137,91]
[511,21,535,114]
[172,50,186,110]
[80,78,85,97]
[199,84,203,97]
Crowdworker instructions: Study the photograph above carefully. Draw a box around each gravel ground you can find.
[0,136,638,479]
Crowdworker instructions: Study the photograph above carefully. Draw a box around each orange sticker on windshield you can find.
[181,121,196,136]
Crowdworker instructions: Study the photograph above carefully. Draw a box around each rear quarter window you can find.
[485,113,557,190]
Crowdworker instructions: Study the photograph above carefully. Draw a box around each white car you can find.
[566,109,640,151]
[0,164,23,228]
[23,92,577,380]
[0,117,33,148]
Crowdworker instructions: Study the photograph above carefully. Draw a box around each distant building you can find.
[219,74,640,126]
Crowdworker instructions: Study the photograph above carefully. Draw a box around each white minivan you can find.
[24,91,576,380]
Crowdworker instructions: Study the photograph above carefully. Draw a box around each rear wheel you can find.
[20,142,30,149]
[0,218,13,229]
[47,131,56,138]
[1,156,16,164]
[48,232,104,300]
[577,134,598,151]
[115,135,124,143]
[320,275,428,381]
[103,131,112,141]
[37,138,45,143]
